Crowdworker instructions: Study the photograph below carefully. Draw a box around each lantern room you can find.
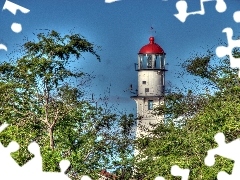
[135,37,166,71]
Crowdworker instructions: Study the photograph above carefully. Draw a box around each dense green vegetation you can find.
[134,51,240,179]
[0,30,135,179]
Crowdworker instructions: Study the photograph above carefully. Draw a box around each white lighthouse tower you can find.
[131,37,166,138]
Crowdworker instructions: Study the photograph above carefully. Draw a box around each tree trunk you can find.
[49,127,54,150]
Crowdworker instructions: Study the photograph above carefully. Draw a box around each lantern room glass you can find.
[138,54,165,70]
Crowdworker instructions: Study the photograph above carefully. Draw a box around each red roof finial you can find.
[149,37,154,44]
[139,36,164,54]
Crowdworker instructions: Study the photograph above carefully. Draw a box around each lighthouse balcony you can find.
[130,95,164,99]
[134,63,167,71]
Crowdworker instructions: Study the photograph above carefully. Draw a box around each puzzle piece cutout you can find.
[0,122,9,132]
[0,44,7,51]
[216,11,240,77]
[2,0,30,33]
[174,0,227,23]
[0,123,20,172]
[81,175,92,180]
[204,132,240,180]
[105,0,121,3]
[233,11,240,23]
[35,160,71,180]
[0,141,21,177]
[155,165,190,180]
[0,123,71,179]
[21,142,43,173]
[3,0,30,15]
[17,159,71,180]
[0,1,30,51]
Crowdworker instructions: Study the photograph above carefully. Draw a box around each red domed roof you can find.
[139,37,164,54]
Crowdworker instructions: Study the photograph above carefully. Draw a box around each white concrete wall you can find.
[134,98,164,138]
[137,70,164,96]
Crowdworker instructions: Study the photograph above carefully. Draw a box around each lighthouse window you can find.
[147,55,152,68]
[148,100,153,110]
[161,56,165,69]
[140,56,143,69]
[145,88,149,92]
[142,81,146,84]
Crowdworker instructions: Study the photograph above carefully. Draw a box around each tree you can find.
[0,30,135,179]
[134,49,240,179]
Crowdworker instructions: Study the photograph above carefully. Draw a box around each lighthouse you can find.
[131,37,166,138]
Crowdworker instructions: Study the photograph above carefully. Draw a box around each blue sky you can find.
[0,0,240,114]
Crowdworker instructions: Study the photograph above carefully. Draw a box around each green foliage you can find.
[0,30,134,179]
[134,50,240,179]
